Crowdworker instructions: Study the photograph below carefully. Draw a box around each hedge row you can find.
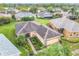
[0,17,11,25]
[21,16,34,21]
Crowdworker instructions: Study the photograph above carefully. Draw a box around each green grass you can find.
[66,37,79,43]
[16,6,29,11]
[0,22,27,56]
[35,18,49,25]
[0,22,16,44]
[36,43,72,56]
[30,37,44,50]
[17,46,29,56]
[61,36,79,51]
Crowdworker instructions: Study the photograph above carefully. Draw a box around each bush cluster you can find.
[0,17,11,25]
[21,16,34,21]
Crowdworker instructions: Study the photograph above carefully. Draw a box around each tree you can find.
[16,35,26,47]
[70,7,75,15]
[29,6,37,13]
[47,6,53,12]
[36,43,72,56]
[0,17,11,25]
[12,14,16,20]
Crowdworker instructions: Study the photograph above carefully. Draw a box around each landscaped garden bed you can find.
[66,37,79,43]
[35,43,72,56]
[16,34,33,55]
[60,36,79,51]
[30,36,44,51]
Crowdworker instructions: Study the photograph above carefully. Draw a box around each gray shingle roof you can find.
[46,29,60,39]
[16,22,26,34]
[37,11,53,18]
[36,25,47,39]
[51,18,79,32]
[16,21,60,40]
[15,12,34,19]
[0,34,20,56]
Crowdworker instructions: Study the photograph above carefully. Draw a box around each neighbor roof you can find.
[15,12,34,19]
[51,18,79,32]
[37,11,53,18]
[16,21,60,40]
[0,13,11,17]
[0,34,20,56]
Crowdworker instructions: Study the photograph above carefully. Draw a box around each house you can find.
[49,18,79,37]
[15,12,34,20]
[0,13,11,17]
[66,11,77,20]
[6,8,19,14]
[36,11,53,18]
[52,8,63,13]
[0,34,20,56]
[37,7,46,13]
[16,21,61,46]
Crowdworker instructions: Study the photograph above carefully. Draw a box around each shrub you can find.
[61,36,79,43]
[36,43,72,56]
[30,36,44,50]
[53,14,62,19]
[16,35,32,53]
[12,14,16,20]
[0,17,11,25]
[67,38,79,43]
[21,16,34,21]
[16,35,26,47]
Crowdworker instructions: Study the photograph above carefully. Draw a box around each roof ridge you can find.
[43,25,60,34]
[44,29,49,40]
[17,22,28,35]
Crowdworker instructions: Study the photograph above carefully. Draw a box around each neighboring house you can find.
[16,21,61,46]
[6,8,19,14]
[15,12,34,20]
[0,10,5,13]
[0,34,20,56]
[37,7,46,13]
[52,8,63,13]
[66,12,77,20]
[49,18,79,37]
[36,11,53,18]
[53,12,63,18]
[0,13,11,17]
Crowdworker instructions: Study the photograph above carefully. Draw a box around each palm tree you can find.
[16,35,26,46]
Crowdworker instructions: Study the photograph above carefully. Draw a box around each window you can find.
[70,34,72,36]
[73,32,76,34]
[76,34,78,36]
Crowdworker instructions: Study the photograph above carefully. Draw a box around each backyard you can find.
[0,21,29,56]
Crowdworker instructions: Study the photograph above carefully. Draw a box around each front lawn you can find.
[35,18,49,25]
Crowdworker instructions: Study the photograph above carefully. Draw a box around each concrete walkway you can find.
[27,38,37,54]
[72,49,79,55]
